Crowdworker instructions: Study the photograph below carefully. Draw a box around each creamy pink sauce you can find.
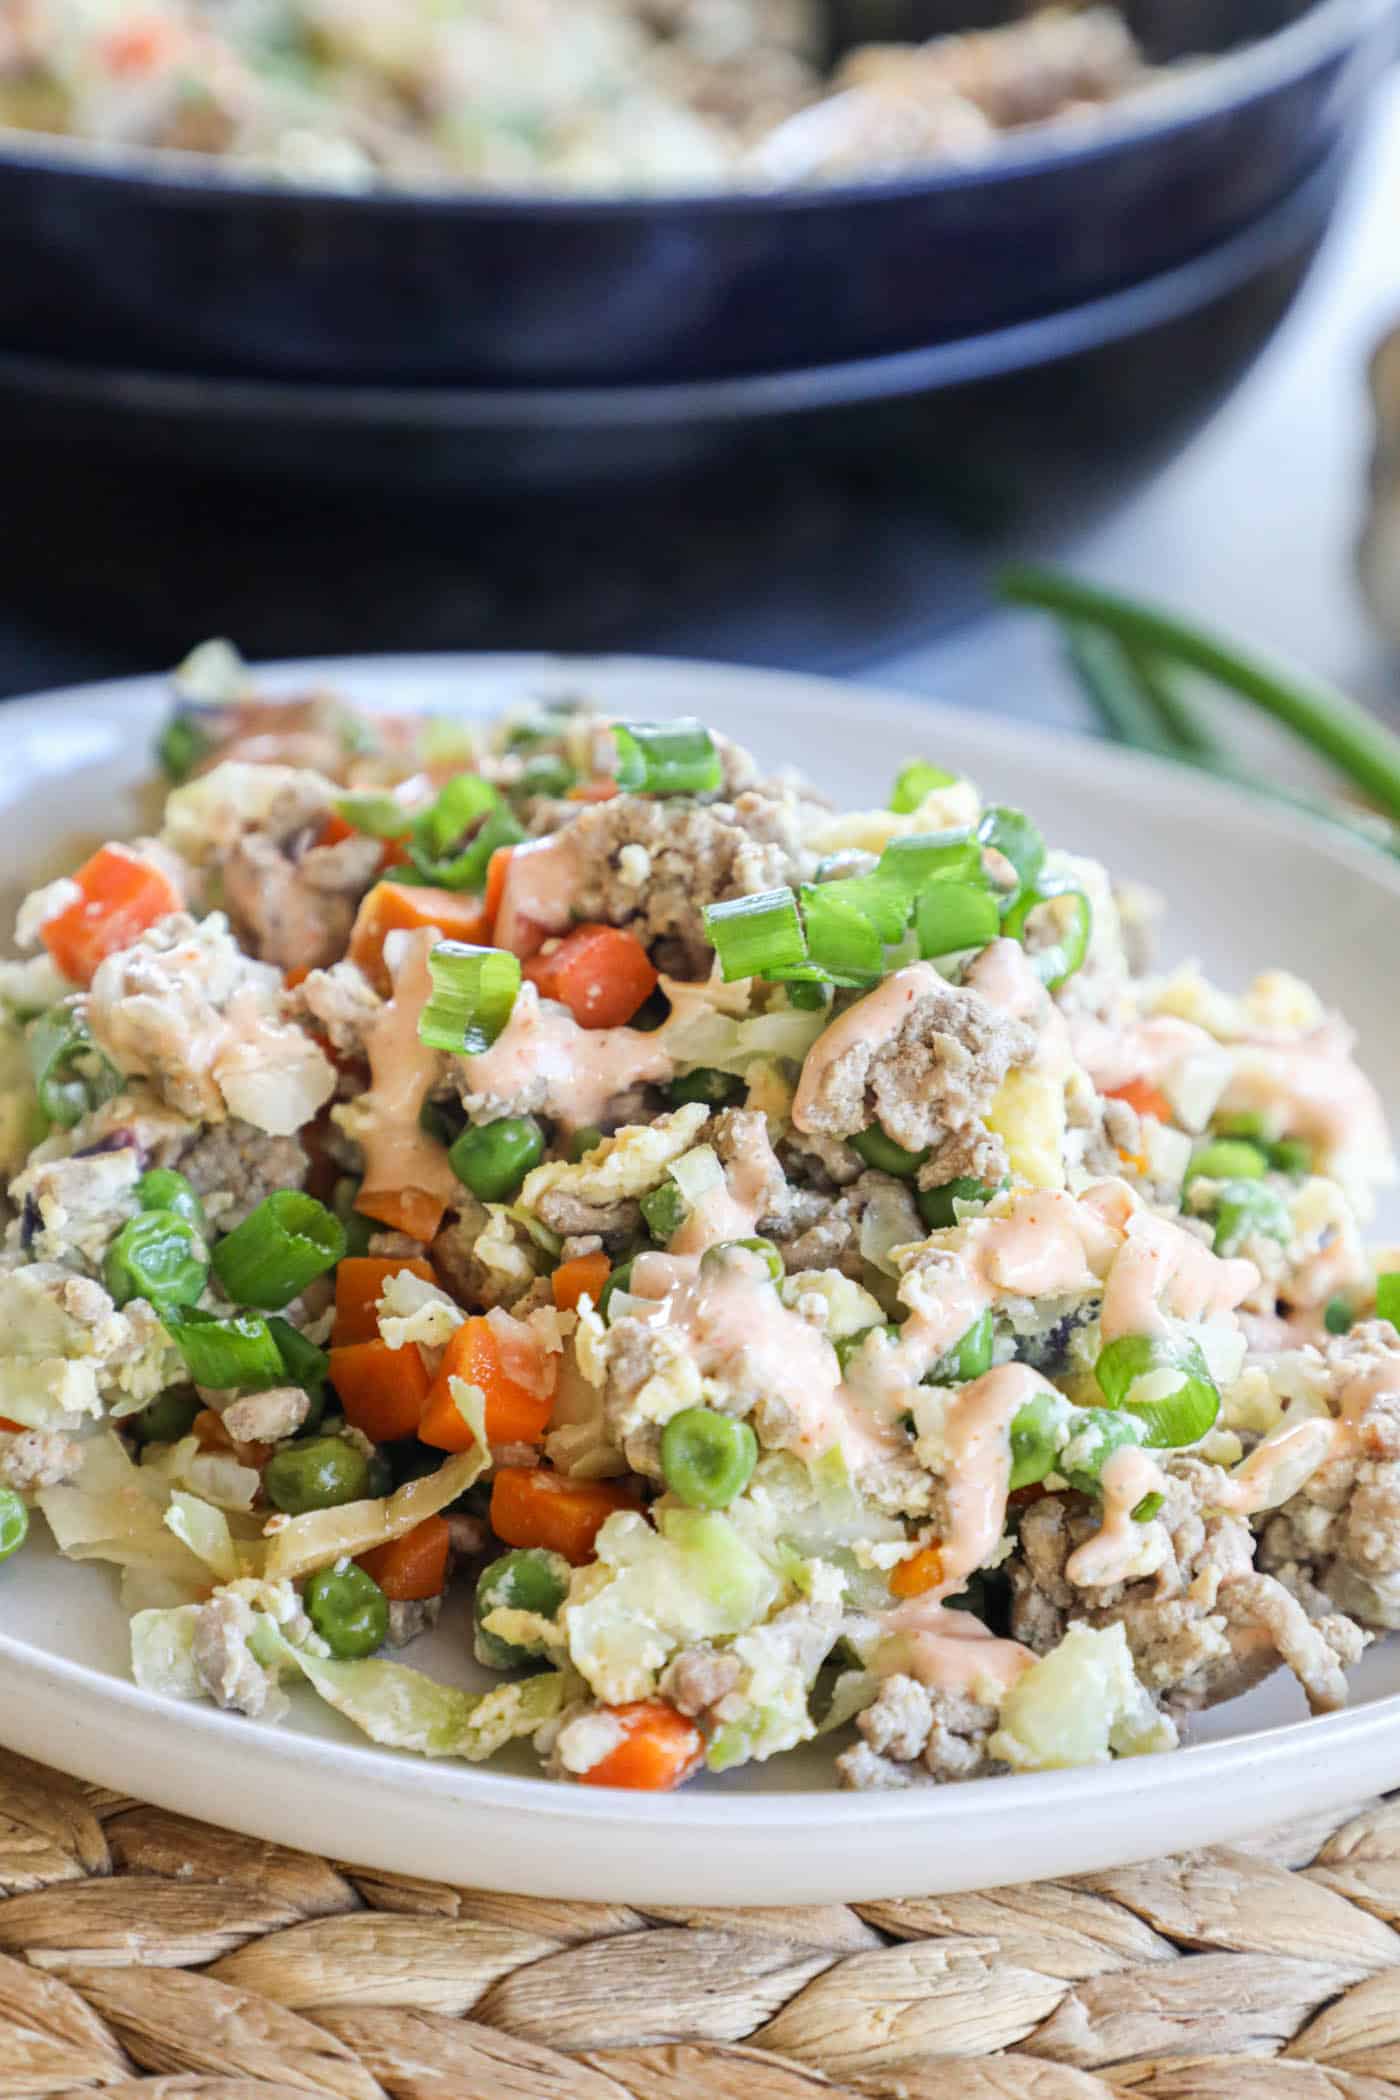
[484,1305,558,1400]
[494,832,583,958]
[968,936,1075,1083]
[357,928,462,1209]
[466,981,675,1133]
[1064,1444,1169,1587]
[791,962,944,1134]
[1071,1013,1216,1096]
[1220,1023,1393,1181]
[1095,1205,1258,1344]
[1213,1348,1400,1515]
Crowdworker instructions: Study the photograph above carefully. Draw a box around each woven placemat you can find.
[5,1747,1400,2100]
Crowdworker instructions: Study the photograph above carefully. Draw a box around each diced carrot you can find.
[348,881,489,995]
[566,778,619,803]
[551,1251,611,1313]
[333,1254,438,1346]
[358,1514,451,1601]
[319,812,410,873]
[523,923,658,1029]
[101,18,180,74]
[1116,1147,1150,1177]
[354,1185,447,1246]
[330,1337,432,1444]
[283,963,313,991]
[420,1318,553,1452]
[490,1467,639,1565]
[40,845,183,986]
[889,1545,944,1599]
[0,1416,22,1433]
[1105,1078,1174,1125]
[482,845,513,934]
[192,1408,271,1471]
[576,1701,704,1790]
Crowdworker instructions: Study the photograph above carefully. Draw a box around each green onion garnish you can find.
[613,718,722,797]
[889,759,957,813]
[334,793,416,841]
[1131,1490,1165,1523]
[916,880,1001,959]
[800,882,885,983]
[1002,881,1092,991]
[704,889,808,984]
[210,1192,346,1311]
[266,1316,331,1395]
[1094,1333,1219,1447]
[419,941,522,1054]
[641,1179,689,1243]
[407,776,525,891]
[1379,1273,1400,1330]
[163,1307,289,1389]
[27,1010,122,1131]
[976,805,1046,902]
[881,830,983,892]
[1211,1180,1292,1258]
[850,1125,927,1178]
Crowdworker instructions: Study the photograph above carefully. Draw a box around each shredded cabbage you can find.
[989,1623,1177,1771]
[263,1447,486,1581]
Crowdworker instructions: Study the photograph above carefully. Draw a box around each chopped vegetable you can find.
[1104,1078,1175,1125]
[304,1563,390,1659]
[135,1168,205,1230]
[889,759,957,812]
[27,1009,122,1130]
[264,1435,374,1516]
[1094,1334,1220,1447]
[420,1318,553,1451]
[1377,1273,1400,1330]
[358,1514,452,1600]
[524,924,659,1029]
[330,1337,432,1443]
[551,1251,611,1311]
[449,1115,545,1201]
[474,1545,571,1669]
[210,1192,346,1310]
[417,941,521,1054]
[661,1407,757,1510]
[332,1255,437,1346]
[353,1186,448,1245]
[163,1307,287,1389]
[349,881,490,994]
[889,1544,943,1598]
[575,1700,705,1789]
[612,719,722,797]
[490,1467,639,1564]
[0,1487,28,1564]
[39,845,182,986]
[103,1212,207,1313]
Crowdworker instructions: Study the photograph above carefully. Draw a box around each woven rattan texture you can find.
[3,1747,1400,2098]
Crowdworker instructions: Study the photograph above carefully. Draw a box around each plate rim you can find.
[4,646,1400,1887]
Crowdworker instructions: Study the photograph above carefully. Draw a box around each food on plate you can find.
[2,635,1397,1794]
[0,1,1201,192]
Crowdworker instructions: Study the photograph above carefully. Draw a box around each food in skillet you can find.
[0,639,1395,1792]
[0,1,1198,191]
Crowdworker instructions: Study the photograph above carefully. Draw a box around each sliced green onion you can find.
[850,1125,927,1178]
[1003,880,1091,991]
[916,880,1001,958]
[785,980,829,1011]
[890,760,957,813]
[28,1010,121,1130]
[409,780,525,892]
[1094,1333,1219,1447]
[503,706,574,752]
[130,1388,203,1444]
[641,1180,688,1243]
[704,888,807,984]
[104,1212,208,1312]
[266,1316,330,1395]
[210,1192,346,1310]
[916,1176,1000,1230]
[1212,1180,1292,1258]
[799,882,884,983]
[880,830,983,891]
[1324,1296,1355,1336]
[334,792,415,841]
[156,712,215,784]
[613,718,722,797]
[570,1125,603,1163]
[598,1259,634,1321]
[1183,1139,1268,1192]
[1376,1272,1400,1330]
[1062,1406,1150,1493]
[1268,1137,1312,1177]
[1132,1490,1165,1523]
[414,773,497,856]
[418,941,521,1054]
[515,753,577,800]
[1009,1390,1064,1490]
[942,1310,994,1383]
[977,806,1046,902]
[0,1486,28,1564]
[666,1067,746,1108]
[163,1307,287,1388]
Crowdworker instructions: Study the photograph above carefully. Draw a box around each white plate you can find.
[2,652,1399,1905]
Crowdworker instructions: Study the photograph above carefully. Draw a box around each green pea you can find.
[1268,1137,1313,1177]
[850,1125,928,1178]
[130,1387,203,1445]
[104,1211,208,1312]
[1183,1138,1268,1192]
[135,1169,205,1230]
[1064,1407,1151,1494]
[1213,1111,1268,1141]
[1324,1296,1355,1335]
[917,1177,998,1230]
[474,1546,571,1670]
[598,1259,634,1321]
[264,1435,372,1515]
[661,1407,758,1510]
[940,1310,994,1383]
[666,1068,745,1109]
[834,1323,898,1374]
[303,1562,389,1658]
[449,1115,545,1203]
[1212,1179,1292,1258]
[1009,1391,1063,1492]
[0,1486,28,1563]
[641,1180,688,1244]
[569,1126,603,1163]
[701,1237,784,1284]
